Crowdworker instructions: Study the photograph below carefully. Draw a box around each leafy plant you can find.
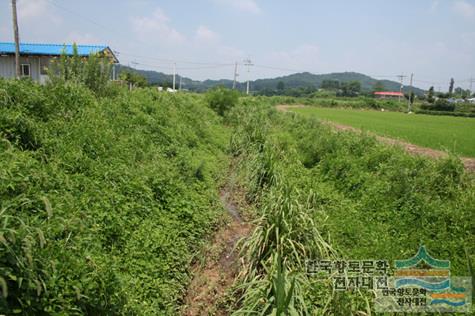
[206,86,240,116]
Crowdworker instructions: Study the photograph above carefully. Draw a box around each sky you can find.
[1,0,474,90]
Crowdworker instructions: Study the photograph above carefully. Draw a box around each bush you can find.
[206,86,239,116]
[420,99,455,112]
[415,110,475,118]
[48,44,112,96]
[228,101,474,314]
[0,80,228,314]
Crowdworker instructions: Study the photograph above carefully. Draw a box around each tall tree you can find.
[339,81,361,97]
[449,78,455,96]
[276,81,285,91]
[321,79,340,90]
[373,81,385,92]
[427,86,435,103]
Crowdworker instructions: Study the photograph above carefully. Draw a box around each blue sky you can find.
[1,0,474,89]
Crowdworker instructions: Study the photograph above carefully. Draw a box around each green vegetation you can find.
[206,86,239,116]
[0,79,228,314]
[48,43,112,96]
[1,70,473,315]
[292,106,475,157]
[118,70,147,88]
[229,101,474,314]
[254,94,408,111]
[119,68,427,95]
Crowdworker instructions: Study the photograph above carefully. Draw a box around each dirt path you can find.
[276,104,475,172]
[182,175,251,315]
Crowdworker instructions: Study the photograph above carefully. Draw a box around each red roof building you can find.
[374,91,404,98]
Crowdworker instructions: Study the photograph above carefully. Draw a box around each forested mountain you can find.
[118,65,425,95]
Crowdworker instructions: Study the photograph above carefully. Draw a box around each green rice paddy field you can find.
[293,107,475,157]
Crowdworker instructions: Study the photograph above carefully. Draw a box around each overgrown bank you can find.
[1,80,473,314]
[0,79,229,314]
[228,99,474,314]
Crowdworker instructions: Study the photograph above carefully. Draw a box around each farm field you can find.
[292,106,475,157]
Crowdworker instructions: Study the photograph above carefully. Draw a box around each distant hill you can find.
[251,72,425,95]
[117,66,425,95]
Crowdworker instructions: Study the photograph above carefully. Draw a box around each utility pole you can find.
[232,62,239,89]
[469,77,474,97]
[172,62,176,91]
[11,0,21,79]
[397,74,406,103]
[244,58,253,95]
[407,73,414,113]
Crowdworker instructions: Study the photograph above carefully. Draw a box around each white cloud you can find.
[131,7,185,44]
[18,0,48,19]
[194,25,219,43]
[0,25,9,39]
[269,44,321,72]
[217,45,245,60]
[430,0,439,12]
[453,0,475,18]
[17,0,62,24]
[214,0,261,14]
[65,32,103,45]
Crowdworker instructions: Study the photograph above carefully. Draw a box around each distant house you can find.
[374,91,404,99]
[468,98,475,104]
[0,42,119,84]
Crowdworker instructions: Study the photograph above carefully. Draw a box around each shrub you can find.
[0,81,228,314]
[420,99,455,112]
[48,43,112,96]
[206,86,239,116]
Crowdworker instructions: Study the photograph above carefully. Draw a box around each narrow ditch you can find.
[182,175,251,315]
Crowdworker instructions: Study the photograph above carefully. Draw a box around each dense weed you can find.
[229,101,474,314]
[0,79,228,315]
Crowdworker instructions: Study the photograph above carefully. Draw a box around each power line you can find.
[121,60,234,72]
[116,51,235,66]
[40,0,473,88]
[46,0,116,34]
[244,58,253,95]
[396,74,406,102]
[233,62,239,89]
[407,73,414,113]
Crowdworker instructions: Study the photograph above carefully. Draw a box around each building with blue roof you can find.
[0,42,119,83]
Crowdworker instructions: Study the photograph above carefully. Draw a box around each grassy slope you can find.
[293,107,475,157]
[230,101,474,313]
[0,80,229,315]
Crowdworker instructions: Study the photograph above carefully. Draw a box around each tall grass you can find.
[228,104,336,315]
[228,101,474,314]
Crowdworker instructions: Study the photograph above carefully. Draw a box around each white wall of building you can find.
[0,55,51,83]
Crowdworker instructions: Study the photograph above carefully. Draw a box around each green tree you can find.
[449,78,455,96]
[454,87,471,99]
[320,80,340,90]
[276,81,285,91]
[427,86,435,103]
[206,86,239,116]
[339,81,361,97]
[48,43,112,95]
[372,81,385,92]
[119,70,147,89]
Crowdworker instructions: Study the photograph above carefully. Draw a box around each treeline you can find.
[256,79,366,98]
